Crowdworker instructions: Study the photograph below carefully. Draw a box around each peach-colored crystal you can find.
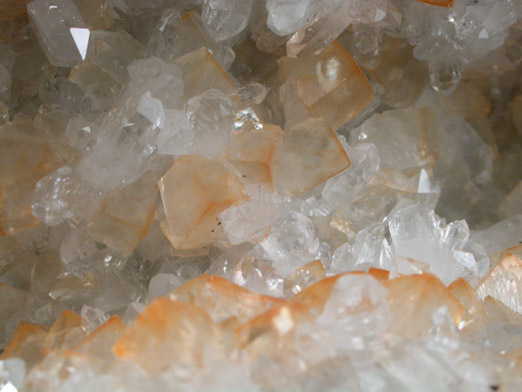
[284,259,326,297]
[159,155,248,250]
[42,310,86,353]
[177,47,235,99]
[113,298,221,374]
[170,274,284,323]
[449,278,488,331]
[477,245,522,314]
[1,321,47,368]
[221,125,282,191]
[278,40,374,131]
[384,274,463,336]
[87,173,157,254]
[275,118,350,196]
[75,316,125,358]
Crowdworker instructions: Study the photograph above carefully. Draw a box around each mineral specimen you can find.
[0,0,521,390]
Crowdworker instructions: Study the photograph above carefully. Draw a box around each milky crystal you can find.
[87,173,158,255]
[275,118,350,196]
[27,0,90,67]
[202,0,254,43]
[260,210,320,276]
[159,155,248,250]
[279,40,374,131]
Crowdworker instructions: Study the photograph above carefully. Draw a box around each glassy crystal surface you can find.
[279,40,374,131]
[159,156,248,249]
[27,0,90,67]
[275,118,350,196]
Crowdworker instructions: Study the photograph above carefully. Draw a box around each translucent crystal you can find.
[32,166,81,227]
[159,155,248,250]
[0,119,60,237]
[202,0,254,42]
[183,88,235,157]
[275,118,350,196]
[279,40,374,131]
[0,358,25,392]
[87,173,158,255]
[260,210,320,276]
[27,0,90,67]
[59,229,99,277]
[266,0,317,36]
[219,185,283,245]
[221,124,282,191]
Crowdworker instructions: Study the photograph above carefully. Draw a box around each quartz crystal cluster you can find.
[0,0,521,391]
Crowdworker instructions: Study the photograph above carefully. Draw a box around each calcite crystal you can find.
[0,0,521,390]
[159,155,248,250]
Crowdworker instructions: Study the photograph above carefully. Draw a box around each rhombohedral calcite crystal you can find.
[0,0,522,391]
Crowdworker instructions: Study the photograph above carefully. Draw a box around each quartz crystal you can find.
[0,0,521,390]
[27,0,90,67]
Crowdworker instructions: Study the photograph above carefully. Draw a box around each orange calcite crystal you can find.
[170,274,284,323]
[384,274,463,336]
[278,40,374,131]
[1,321,47,368]
[221,125,282,191]
[275,118,350,196]
[87,173,158,254]
[177,47,235,99]
[449,278,488,331]
[284,259,326,297]
[159,155,248,250]
[477,245,522,314]
[113,298,221,374]
[416,0,454,7]
[75,316,125,358]
[0,118,60,237]
[41,310,86,353]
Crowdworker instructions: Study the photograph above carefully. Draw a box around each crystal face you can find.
[0,0,521,390]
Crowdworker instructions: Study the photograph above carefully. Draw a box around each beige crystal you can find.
[278,40,374,131]
[87,173,158,255]
[159,155,248,250]
[275,118,350,196]
[221,124,282,191]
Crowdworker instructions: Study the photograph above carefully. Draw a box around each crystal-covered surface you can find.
[0,0,521,390]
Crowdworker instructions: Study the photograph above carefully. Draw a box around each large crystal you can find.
[159,155,248,250]
[202,0,254,43]
[27,0,90,67]
[278,40,374,131]
[275,118,350,196]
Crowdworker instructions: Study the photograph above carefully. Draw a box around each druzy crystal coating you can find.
[0,0,521,390]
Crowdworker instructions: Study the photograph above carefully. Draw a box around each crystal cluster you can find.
[0,0,521,391]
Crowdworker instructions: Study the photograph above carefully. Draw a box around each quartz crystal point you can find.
[27,0,90,67]
[278,40,374,131]
[202,0,254,43]
[275,118,350,196]
[159,156,248,250]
